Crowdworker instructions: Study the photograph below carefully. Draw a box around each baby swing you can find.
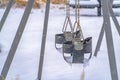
[55,0,92,64]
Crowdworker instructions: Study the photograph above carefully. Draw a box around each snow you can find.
[0,4,120,80]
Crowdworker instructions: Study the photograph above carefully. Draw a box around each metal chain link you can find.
[74,0,84,40]
[66,0,70,17]
[62,0,73,32]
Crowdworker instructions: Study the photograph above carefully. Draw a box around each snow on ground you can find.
[0,4,120,80]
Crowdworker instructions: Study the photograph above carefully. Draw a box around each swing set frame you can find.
[0,0,119,80]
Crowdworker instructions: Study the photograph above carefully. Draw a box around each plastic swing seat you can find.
[72,51,84,63]
[63,41,73,53]
[55,0,73,50]
[55,32,73,50]
[83,37,92,53]
[62,37,92,63]
[55,30,81,49]
[55,34,65,44]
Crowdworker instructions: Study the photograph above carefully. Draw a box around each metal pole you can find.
[37,0,50,80]
[94,0,120,56]
[0,0,14,31]
[108,1,120,36]
[101,0,118,80]
[0,0,34,79]
[94,23,105,56]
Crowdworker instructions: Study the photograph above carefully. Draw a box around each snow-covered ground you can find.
[0,4,120,80]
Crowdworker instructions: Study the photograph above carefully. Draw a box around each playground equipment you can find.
[39,0,120,80]
[0,0,34,79]
[69,0,101,16]
[55,0,73,50]
[0,0,119,80]
[69,0,120,16]
[0,0,14,53]
[55,0,92,64]
[0,0,14,32]
[0,0,40,52]
[94,0,120,80]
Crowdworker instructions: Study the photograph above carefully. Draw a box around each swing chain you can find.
[73,0,84,40]
[62,0,73,33]
[66,0,70,17]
